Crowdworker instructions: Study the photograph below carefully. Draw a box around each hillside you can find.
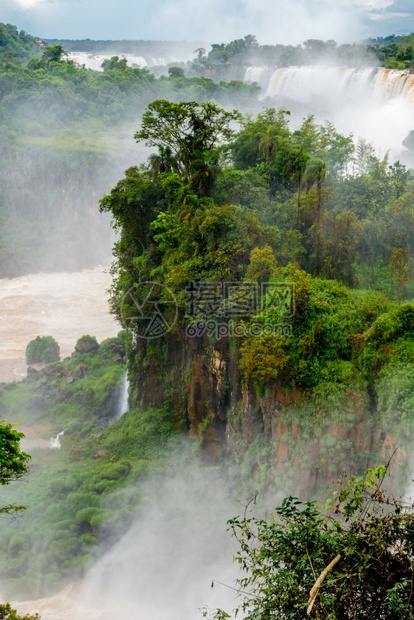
[0,23,41,64]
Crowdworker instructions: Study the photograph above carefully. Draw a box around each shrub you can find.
[0,603,40,619]
[25,336,60,364]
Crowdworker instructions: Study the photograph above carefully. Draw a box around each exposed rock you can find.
[27,366,41,378]
[403,130,414,151]
[109,342,125,356]
[75,336,99,354]
[42,365,55,376]
[93,448,108,459]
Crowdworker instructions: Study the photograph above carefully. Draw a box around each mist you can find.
[14,446,248,620]
[245,65,414,157]
[5,0,414,41]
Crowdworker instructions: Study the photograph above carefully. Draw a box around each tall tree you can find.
[134,100,240,195]
[0,419,30,515]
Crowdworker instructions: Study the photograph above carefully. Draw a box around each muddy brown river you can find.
[0,266,119,383]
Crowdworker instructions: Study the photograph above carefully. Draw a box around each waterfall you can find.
[117,373,129,418]
[244,65,414,105]
[49,431,64,449]
[243,65,414,157]
[68,52,148,70]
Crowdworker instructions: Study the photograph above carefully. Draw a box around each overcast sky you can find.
[2,0,413,42]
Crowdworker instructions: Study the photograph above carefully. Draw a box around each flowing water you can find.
[0,265,119,383]
[244,65,414,157]
[68,52,149,70]
[116,373,129,419]
[245,66,414,104]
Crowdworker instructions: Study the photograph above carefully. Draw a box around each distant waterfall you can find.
[244,66,414,104]
[117,373,129,419]
[49,431,64,449]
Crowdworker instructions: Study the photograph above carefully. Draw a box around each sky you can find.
[1,0,414,43]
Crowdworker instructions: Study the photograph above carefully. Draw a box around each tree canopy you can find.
[217,466,414,619]
[0,420,30,515]
[134,100,241,194]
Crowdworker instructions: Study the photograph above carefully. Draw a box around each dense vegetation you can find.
[368,33,414,69]
[45,32,414,70]
[216,466,414,619]
[0,33,259,275]
[191,35,378,70]
[26,336,60,364]
[103,101,414,310]
[97,93,414,614]
[101,99,414,485]
[0,24,40,65]
[1,23,414,613]
[0,333,180,598]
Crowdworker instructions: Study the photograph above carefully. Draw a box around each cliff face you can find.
[130,333,406,497]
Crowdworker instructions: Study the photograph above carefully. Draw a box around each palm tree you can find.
[303,157,327,273]
[148,146,178,179]
[283,145,310,225]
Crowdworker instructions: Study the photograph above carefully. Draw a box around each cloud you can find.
[1,0,413,41]
[369,10,412,20]
[11,0,50,8]
[149,0,363,44]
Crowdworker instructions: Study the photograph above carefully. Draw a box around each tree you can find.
[219,466,414,619]
[168,66,185,78]
[303,157,327,273]
[101,55,128,71]
[0,420,30,515]
[193,47,206,60]
[26,335,60,364]
[390,247,411,304]
[282,144,310,224]
[41,44,66,63]
[0,603,40,619]
[134,100,240,195]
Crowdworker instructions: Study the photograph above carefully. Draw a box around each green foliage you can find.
[198,35,378,69]
[134,100,240,195]
[168,66,185,78]
[0,421,29,487]
[0,334,179,598]
[377,363,414,427]
[245,245,277,283]
[0,23,40,64]
[240,336,288,387]
[41,45,66,64]
[0,420,30,516]
[0,604,40,620]
[25,336,60,364]
[225,467,414,619]
[101,56,128,71]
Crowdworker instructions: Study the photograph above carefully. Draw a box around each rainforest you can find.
[0,19,414,619]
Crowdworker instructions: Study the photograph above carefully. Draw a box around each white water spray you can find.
[48,431,64,449]
[117,373,129,418]
[244,65,414,156]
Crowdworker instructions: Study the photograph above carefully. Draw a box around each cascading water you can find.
[49,431,64,449]
[244,65,414,158]
[116,373,129,418]
[244,65,414,104]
